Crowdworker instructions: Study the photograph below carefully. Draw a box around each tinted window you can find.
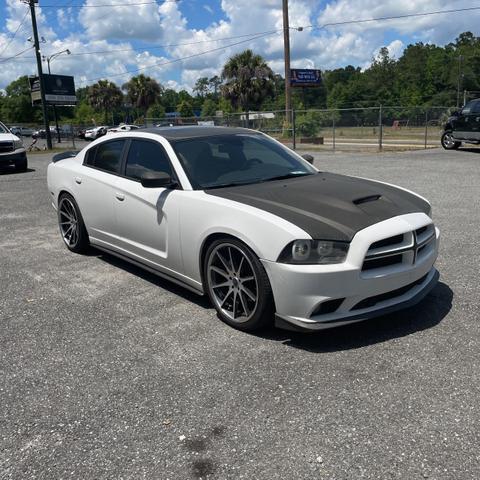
[471,101,480,114]
[462,101,476,114]
[172,134,315,189]
[91,140,125,173]
[125,140,173,180]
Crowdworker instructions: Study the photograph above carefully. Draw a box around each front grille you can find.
[362,254,403,271]
[352,274,428,310]
[369,234,404,250]
[362,223,435,273]
[0,141,14,153]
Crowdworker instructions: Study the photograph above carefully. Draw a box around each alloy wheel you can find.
[59,197,79,248]
[442,133,455,148]
[207,243,259,323]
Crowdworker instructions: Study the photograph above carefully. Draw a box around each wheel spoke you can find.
[238,290,249,317]
[241,285,256,301]
[212,280,231,289]
[228,247,235,272]
[210,265,229,279]
[240,275,255,283]
[232,290,237,318]
[216,251,231,273]
[237,256,244,275]
[220,288,233,308]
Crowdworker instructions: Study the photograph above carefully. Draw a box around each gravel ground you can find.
[0,147,479,479]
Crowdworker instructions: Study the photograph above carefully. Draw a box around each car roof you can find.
[140,126,259,141]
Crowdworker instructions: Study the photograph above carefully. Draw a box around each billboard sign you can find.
[29,74,77,105]
[290,69,322,88]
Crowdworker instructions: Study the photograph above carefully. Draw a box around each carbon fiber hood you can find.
[206,172,430,241]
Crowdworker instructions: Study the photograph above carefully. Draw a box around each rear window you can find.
[85,140,125,174]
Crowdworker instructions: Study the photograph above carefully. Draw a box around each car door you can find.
[112,137,184,276]
[75,138,127,246]
[455,101,476,140]
[470,101,480,140]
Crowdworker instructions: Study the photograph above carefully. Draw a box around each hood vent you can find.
[353,194,382,205]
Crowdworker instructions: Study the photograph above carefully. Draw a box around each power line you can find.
[67,29,280,57]
[0,45,35,64]
[0,9,30,58]
[85,31,277,82]
[306,6,480,30]
[38,0,179,7]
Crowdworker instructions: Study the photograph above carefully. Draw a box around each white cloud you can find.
[0,0,479,91]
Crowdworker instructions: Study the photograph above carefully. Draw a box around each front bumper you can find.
[0,149,27,166]
[261,213,440,331]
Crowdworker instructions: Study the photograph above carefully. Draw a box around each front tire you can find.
[204,238,274,331]
[441,131,461,150]
[57,193,89,253]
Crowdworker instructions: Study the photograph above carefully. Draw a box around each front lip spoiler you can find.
[275,269,440,332]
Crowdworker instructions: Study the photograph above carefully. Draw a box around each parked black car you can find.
[441,99,480,149]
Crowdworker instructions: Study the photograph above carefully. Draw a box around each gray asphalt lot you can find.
[1,147,479,479]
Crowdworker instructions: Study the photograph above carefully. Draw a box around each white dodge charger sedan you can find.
[47,127,440,332]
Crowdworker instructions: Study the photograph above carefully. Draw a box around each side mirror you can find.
[140,171,176,188]
[301,154,314,164]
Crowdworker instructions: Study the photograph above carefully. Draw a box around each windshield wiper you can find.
[260,172,314,182]
[203,179,263,189]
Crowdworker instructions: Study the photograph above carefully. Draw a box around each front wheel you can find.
[57,193,89,253]
[204,238,274,331]
[441,131,461,150]
[15,158,27,172]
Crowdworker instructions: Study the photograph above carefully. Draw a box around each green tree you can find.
[221,49,275,112]
[193,77,209,98]
[123,74,162,118]
[1,76,42,123]
[201,98,217,117]
[177,100,194,117]
[87,80,123,124]
[146,102,166,119]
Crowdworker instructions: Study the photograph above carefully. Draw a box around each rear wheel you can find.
[58,193,89,253]
[441,131,461,150]
[204,238,274,331]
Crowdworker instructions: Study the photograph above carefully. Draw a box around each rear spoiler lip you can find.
[52,150,80,163]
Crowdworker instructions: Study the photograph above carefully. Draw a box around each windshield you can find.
[171,133,316,189]
[0,121,9,134]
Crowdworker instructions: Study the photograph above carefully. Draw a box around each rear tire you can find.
[57,193,89,253]
[204,238,274,331]
[441,131,461,150]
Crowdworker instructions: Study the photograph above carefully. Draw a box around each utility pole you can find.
[456,55,463,109]
[28,0,52,149]
[282,0,292,124]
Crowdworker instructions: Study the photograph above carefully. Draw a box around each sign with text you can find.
[29,74,77,105]
[290,69,322,88]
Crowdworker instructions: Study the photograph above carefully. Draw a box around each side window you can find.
[471,101,480,114]
[84,146,96,166]
[92,140,125,173]
[125,139,173,181]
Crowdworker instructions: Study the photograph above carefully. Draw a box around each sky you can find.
[0,0,479,91]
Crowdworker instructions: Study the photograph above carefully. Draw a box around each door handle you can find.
[74,177,82,184]
[115,192,125,201]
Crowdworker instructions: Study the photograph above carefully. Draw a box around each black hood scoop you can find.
[206,172,430,241]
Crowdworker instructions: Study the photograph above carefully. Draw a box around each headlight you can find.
[14,139,23,149]
[278,240,349,264]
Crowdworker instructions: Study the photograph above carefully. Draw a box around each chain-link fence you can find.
[147,105,455,152]
[8,105,457,152]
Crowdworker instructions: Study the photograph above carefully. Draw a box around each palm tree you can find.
[221,49,275,113]
[123,74,162,119]
[87,80,123,124]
